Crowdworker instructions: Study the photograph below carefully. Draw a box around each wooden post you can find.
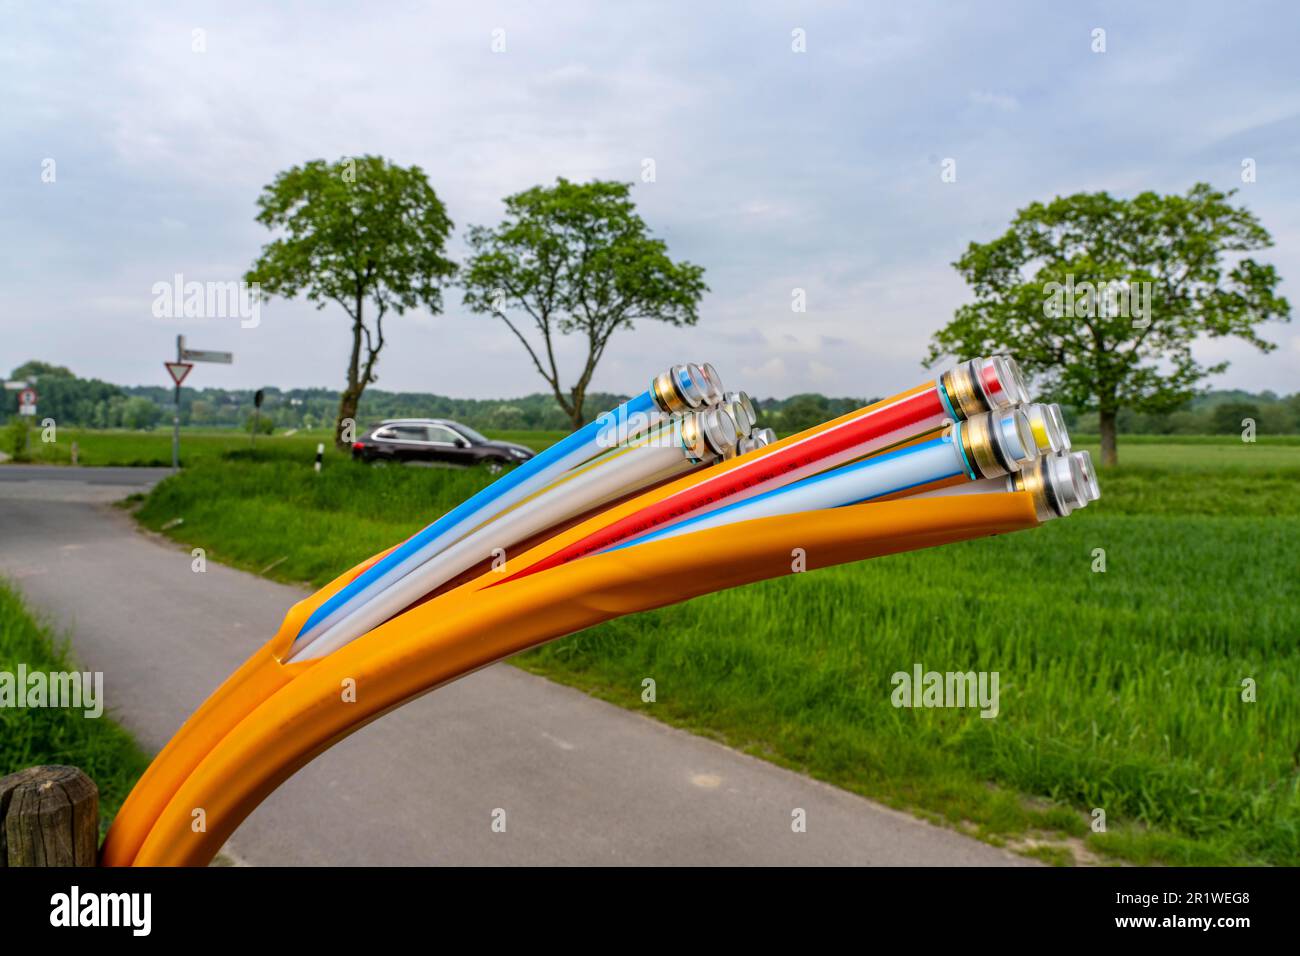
[0,766,99,867]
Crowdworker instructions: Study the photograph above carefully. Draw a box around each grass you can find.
[0,579,151,838]
[91,431,1300,864]
[3,425,570,467]
[8,426,337,467]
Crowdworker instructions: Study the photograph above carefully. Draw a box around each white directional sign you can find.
[178,334,232,364]
[164,361,194,386]
[182,347,233,364]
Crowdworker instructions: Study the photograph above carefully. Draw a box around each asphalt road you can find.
[0,465,1030,866]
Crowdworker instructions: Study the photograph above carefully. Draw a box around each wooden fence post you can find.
[0,765,99,866]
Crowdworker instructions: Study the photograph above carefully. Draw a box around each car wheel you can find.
[485,459,506,475]
[370,458,389,468]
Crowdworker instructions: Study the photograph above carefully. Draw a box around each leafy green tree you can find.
[779,394,833,436]
[462,178,707,430]
[926,184,1289,464]
[121,396,162,430]
[244,411,275,435]
[246,156,457,449]
[1211,401,1261,435]
[9,360,73,381]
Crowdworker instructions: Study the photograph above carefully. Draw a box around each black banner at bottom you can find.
[0,864,1288,941]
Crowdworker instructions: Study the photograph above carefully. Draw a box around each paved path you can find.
[0,465,1030,866]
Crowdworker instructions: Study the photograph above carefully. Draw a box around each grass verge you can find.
[0,579,151,839]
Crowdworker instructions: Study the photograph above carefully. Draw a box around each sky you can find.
[2,0,1298,401]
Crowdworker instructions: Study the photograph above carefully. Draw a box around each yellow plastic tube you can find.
[99,545,400,867]
[128,492,1040,866]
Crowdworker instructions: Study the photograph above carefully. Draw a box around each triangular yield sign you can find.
[165,361,194,386]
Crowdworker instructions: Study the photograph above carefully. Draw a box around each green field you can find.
[0,580,151,838]
[17,429,1300,865]
[4,425,569,467]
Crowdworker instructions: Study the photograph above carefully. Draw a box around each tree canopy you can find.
[245,155,456,447]
[926,183,1289,464]
[462,178,707,429]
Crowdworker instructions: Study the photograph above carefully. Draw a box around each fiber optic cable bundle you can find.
[102,355,1099,867]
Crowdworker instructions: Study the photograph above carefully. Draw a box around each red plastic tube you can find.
[502,385,951,582]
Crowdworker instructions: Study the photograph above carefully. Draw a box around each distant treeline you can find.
[6,360,1299,436]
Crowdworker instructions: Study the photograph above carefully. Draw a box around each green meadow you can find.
[0,581,151,839]
[33,429,1299,865]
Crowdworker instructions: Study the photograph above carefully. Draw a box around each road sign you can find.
[165,362,193,386]
[182,348,233,364]
[17,386,36,416]
[178,335,232,364]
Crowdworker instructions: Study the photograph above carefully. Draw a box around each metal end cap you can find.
[1047,403,1071,451]
[682,364,710,407]
[1071,450,1100,503]
[1003,355,1030,404]
[724,390,756,435]
[1044,453,1082,516]
[993,407,1036,469]
[690,406,737,459]
[977,355,1026,410]
[699,363,725,404]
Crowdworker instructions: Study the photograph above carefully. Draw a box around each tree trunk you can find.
[1098,407,1118,467]
[568,389,587,432]
[336,310,364,452]
[336,388,360,451]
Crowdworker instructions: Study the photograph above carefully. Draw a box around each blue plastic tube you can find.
[290,389,663,654]
[603,411,1034,554]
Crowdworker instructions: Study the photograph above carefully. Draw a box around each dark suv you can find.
[351,419,535,470]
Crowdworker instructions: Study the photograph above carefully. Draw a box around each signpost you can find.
[164,361,193,472]
[16,386,37,455]
[167,334,232,471]
[251,388,265,448]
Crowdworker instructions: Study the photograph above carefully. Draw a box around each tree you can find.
[1211,401,1260,435]
[246,156,456,449]
[926,184,1289,465]
[462,178,707,430]
[9,360,74,381]
[244,411,276,435]
[121,396,163,430]
[779,394,832,435]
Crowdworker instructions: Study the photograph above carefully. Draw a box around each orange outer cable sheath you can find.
[99,544,400,867]
[127,492,1039,866]
[108,384,932,865]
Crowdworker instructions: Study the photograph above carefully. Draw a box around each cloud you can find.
[2,0,1297,398]
[967,90,1020,112]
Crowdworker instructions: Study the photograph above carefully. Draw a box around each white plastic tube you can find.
[289,416,731,661]
[612,433,971,552]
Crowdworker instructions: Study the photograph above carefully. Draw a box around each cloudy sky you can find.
[3,0,1297,400]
